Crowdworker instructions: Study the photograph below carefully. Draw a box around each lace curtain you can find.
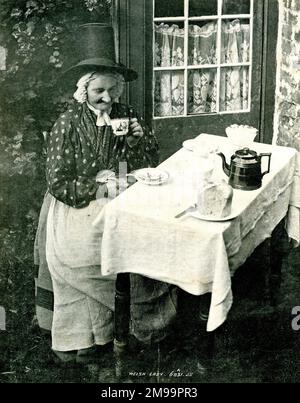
[154,19,250,117]
[154,23,185,117]
[220,19,250,111]
[188,22,218,114]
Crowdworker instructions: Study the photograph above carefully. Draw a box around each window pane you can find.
[155,0,184,18]
[221,19,250,63]
[188,69,217,114]
[188,22,218,65]
[154,71,185,117]
[154,23,185,67]
[189,0,218,17]
[222,0,250,14]
[220,66,249,111]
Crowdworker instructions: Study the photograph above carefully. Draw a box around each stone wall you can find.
[274,0,300,149]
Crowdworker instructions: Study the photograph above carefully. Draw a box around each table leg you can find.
[177,289,201,336]
[269,218,292,306]
[177,289,212,363]
[252,219,292,307]
[114,273,130,380]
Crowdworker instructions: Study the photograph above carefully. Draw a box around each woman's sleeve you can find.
[125,107,160,170]
[46,114,99,209]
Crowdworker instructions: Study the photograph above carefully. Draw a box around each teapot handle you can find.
[260,153,272,177]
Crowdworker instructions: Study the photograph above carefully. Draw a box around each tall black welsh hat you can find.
[63,23,138,83]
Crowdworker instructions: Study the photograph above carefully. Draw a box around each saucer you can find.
[132,168,169,186]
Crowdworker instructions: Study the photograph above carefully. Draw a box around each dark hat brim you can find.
[61,58,138,84]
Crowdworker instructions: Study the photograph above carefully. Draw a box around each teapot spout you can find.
[217,152,230,177]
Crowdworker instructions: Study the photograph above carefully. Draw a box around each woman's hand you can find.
[96,169,115,183]
[96,179,128,200]
[106,177,129,199]
[96,170,133,200]
[129,118,143,137]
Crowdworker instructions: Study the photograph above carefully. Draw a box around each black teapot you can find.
[217,148,272,191]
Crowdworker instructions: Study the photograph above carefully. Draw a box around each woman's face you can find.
[86,74,120,112]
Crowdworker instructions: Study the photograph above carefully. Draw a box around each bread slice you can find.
[197,180,233,217]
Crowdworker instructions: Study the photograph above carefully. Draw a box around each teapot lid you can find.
[234,148,257,160]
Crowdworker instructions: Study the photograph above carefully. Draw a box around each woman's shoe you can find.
[76,343,113,364]
[52,349,77,363]
[76,346,99,364]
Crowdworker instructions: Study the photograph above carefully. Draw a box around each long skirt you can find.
[35,193,177,351]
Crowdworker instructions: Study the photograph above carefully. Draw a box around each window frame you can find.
[153,0,254,119]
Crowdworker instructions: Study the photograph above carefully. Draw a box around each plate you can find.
[132,168,169,186]
[187,209,239,222]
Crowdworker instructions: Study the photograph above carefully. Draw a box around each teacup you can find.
[111,118,129,136]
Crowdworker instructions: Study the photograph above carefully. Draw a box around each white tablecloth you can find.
[94,134,299,332]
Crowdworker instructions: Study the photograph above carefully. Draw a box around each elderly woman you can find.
[34,24,177,364]
[35,72,177,363]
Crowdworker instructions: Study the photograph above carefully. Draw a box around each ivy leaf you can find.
[11,8,22,18]
[25,90,37,99]
[26,21,35,35]
[14,133,23,142]
[24,115,36,124]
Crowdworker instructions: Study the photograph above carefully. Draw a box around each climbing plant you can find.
[0,0,112,264]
